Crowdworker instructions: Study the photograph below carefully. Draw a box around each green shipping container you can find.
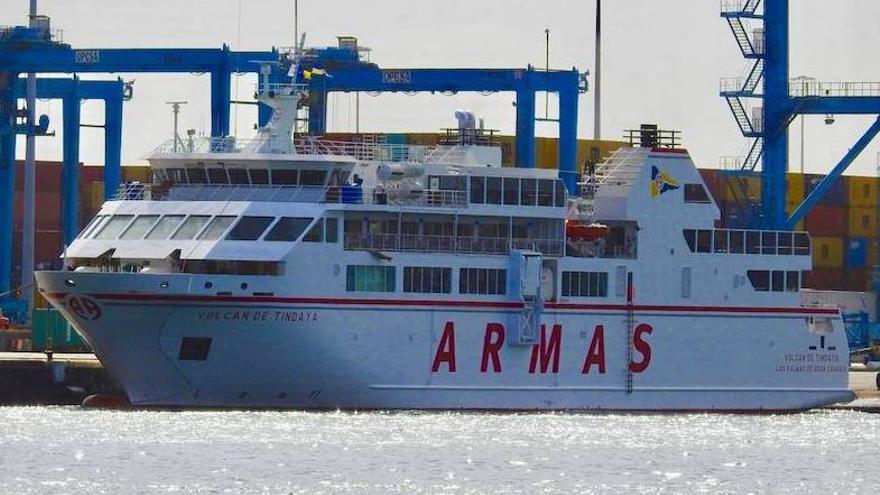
[31,308,86,350]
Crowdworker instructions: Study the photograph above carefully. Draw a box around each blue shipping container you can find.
[845,237,868,268]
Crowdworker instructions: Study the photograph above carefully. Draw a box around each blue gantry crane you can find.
[721,0,880,229]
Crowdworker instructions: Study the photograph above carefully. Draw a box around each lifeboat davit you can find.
[566,222,609,242]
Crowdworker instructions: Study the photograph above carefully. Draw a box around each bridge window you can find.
[171,215,211,240]
[683,229,697,252]
[166,168,186,183]
[761,232,777,255]
[504,178,519,205]
[264,217,313,242]
[794,233,810,255]
[146,215,185,240]
[271,169,298,185]
[404,266,452,294]
[487,177,503,204]
[197,216,237,240]
[300,170,327,186]
[346,265,395,292]
[684,183,711,203]
[326,218,339,243]
[228,167,250,185]
[520,179,537,206]
[470,176,485,204]
[459,268,507,295]
[94,215,134,240]
[120,215,160,240]
[538,179,554,207]
[80,215,108,239]
[187,167,208,184]
[303,218,324,242]
[249,169,269,185]
[226,216,274,241]
[777,232,793,255]
[207,168,229,185]
[554,179,566,207]
[562,271,608,298]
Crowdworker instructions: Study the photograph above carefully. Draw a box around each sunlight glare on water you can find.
[0,407,876,494]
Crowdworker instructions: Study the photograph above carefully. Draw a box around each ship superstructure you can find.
[34,62,854,411]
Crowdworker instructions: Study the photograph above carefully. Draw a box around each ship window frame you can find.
[486,177,503,204]
[166,168,186,183]
[403,266,452,294]
[171,215,212,240]
[561,271,608,298]
[696,230,711,253]
[794,233,810,256]
[761,232,778,255]
[537,179,554,207]
[459,268,507,295]
[786,271,800,292]
[186,166,208,184]
[303,218,324,242]
[249,168,269,185]
[197,215,237,240]
[683,183,711,203]
[470,176,485,204]
[682,229,696,252]
[777,232,793,255]
[503,177,519,205]
[771,270,785,292]
[747,270,770,291]
[713,230,728,253]
[325,217,339,243]
[554,179,566,207]
[80,215,107,239]
[145,215,186,240]
[206,167,229,185]
[299,169,327,186]
[346,265,396,293]
[729,230,745,254]
[271,168,299,186]
[225,216,275,241]
[745,231,761,254]
[520,179,537,206]
[120,214,161,240]
[264,216,313,242]
[227,167,250,185]
[94,214,135,240]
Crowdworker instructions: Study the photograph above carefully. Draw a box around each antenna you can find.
[165,101,188,152]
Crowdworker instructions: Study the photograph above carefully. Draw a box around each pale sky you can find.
[4,0,880,176]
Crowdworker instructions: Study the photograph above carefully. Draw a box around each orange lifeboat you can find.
[566,222,609,242]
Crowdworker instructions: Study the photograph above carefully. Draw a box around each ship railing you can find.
[254,82,308,96]
[112,183,468,208]
[147,135,431,163]
[344,233,564,256]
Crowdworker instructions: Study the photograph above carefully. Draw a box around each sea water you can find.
[0,407,876,494]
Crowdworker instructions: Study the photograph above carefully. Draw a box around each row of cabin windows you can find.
[747,270,803,292]
[346,266,507,295]
[683,229,810,256]
[82,214,338,243]
[561,271,609,297]
[468,176,566,208]
[153,167,332,187]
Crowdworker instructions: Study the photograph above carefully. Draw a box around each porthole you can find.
[160,281,170,288]
[63,279,76,287]
[240,282,248,290]
[204,281,213,289]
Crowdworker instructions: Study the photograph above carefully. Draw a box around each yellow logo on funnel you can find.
[650,166,680,198]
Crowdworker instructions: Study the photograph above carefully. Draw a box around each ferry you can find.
[35,61,855,411]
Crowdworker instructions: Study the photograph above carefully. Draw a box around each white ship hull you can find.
[37,271,854,411]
